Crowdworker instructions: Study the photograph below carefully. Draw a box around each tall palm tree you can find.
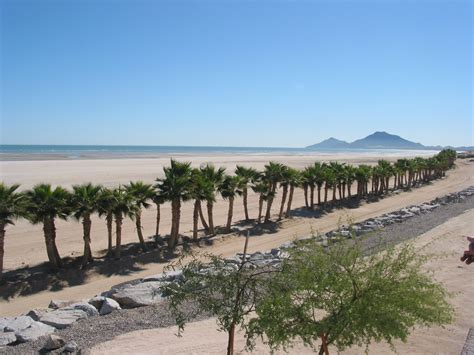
[323,165,337,203]
[111,187,137,259]
[71,183,103,267]
[283,168,301,219]
[355,165,372,198]
[97,188,115,256]
[200,164,226,235]
[125,181,154,251]
[190,169,213,241]
[156,159,192,249]
[235,165,258,221]
[219,175,243,232]
[0,183,25,279]
[25,184,71,269]
[302,166,316,209]
[344,165,357,198]
[263,162,284,222]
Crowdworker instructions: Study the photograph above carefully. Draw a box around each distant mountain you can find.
[306,137,351,149]
[306,131,470,150]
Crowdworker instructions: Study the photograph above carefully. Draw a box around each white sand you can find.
[1,155,472,317]
[91,209,474,355]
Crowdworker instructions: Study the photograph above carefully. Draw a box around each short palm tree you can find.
[71,183,103,267]
[263,162,284,222]
[25,184,71,269]
[111,187,137,259]
[281,168,301,219]
[235,165,259,221]
[152,190,165,237]
[200,164,226,235]
[219,175,243,232]
[251,178,274,224]
[125,181,154,251]
[97,188,115,256]
[190,169,214,241]
[156,159,192,249]
[0,183,25,279]
[277,166,291,219]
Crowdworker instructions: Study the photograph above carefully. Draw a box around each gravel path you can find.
[3,194,473,355]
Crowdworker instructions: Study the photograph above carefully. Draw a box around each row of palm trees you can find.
[0,149,457,278]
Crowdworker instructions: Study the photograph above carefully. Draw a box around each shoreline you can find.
[2,191,472,354]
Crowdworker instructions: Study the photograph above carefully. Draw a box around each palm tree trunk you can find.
[193,200,199,241]
[347,183,352,197]
[198,201,209,231]
[114,213,123,259]
[264,195,274,223]
[43,218,59,269]
[50,218,62,268]
[303,186,309,208]
[135,211,148,251]
[310,185,315,210]
[207,201,215,235]
[155,203,161,236]
[169,199,181,249]
[317,185,322,205]
[226,197,234,232]
[106,212,113,256]
[81,213,93,267]
[285,186,294,218]
[324,186,328,203]
[242,187,249,221]
[279,186,288,219]
[257,196,264,224]
[0,223,5,279]
[332,185,337,202]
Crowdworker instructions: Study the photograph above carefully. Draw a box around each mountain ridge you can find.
[306,131,472,150]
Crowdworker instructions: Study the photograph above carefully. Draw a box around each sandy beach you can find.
[90,209,474,355]
[1,154,472,317]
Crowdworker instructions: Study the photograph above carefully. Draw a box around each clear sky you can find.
[1,0,472,147]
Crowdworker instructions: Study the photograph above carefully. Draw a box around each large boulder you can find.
[39,308,88,329]
[1,316,34,332]
[48,300,77,310]
[110,281,165,308]
[0,332,17,346]
[99,298,121,315]
[26,308,51,322]
[15,321,56,343]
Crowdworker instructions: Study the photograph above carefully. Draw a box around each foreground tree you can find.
[156,159,192,248]
[125,181,155,251]
[248,239,454,355]
[0,183,25,279]
[71,183,103,267]
[25,184,71,269]
[163,234,271,355]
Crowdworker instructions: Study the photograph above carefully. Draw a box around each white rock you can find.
[64,340,78,352]
[1,316,34,332]
[99,298,121,315]
[70,302,99,317]
[39,308,88,329]
[110,282,165,308]
[43,334,65,350]
[0,332,17,346]
[48,300,76,309]
[15,321,56,343]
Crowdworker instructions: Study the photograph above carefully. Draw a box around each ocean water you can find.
[0,145,438,159]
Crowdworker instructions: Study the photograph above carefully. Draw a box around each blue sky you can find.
[1,0,472,147]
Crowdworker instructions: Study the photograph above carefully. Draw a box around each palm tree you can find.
[111,187,137,259]
[283,168,301,218]
[323,165,337,203]
[152,190,165,237]
[219,175,243,232]
[235,165,258,221]
[344,165,357,198]
[25,184,71,269]
[263,162,284,222]
[302,166,316,209]
[156,159,192,249]
[0,183,25,279]
[355,165,372,198]
[71,183,103,267]
[97,188,115,256]
[200,164,226,235]
[190,169,213,241]
[251,179,273,224]
[125,181,154,251]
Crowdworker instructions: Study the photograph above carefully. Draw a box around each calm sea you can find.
[0,145,438,159]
